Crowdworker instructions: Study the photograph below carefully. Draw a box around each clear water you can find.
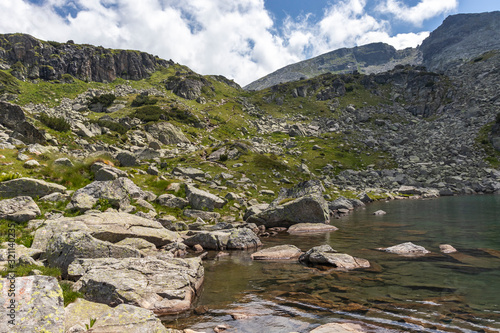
[167,195,500,332]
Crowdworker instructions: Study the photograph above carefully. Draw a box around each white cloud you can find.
[0,0,444,86]
[377,0,458,26]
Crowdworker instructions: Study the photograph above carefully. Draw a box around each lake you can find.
[168,195,500,332]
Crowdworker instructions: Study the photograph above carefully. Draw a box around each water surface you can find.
[168,195,500,332]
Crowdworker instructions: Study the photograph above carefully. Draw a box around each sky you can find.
[0,0,498,86]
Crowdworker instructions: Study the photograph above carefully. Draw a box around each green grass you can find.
[0,220,34,247]
[0,264,61,278]
[476,122,500,168]
[60,281,84,306]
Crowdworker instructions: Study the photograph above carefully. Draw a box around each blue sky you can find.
[0,0,498,85]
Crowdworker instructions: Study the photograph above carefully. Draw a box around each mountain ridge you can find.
[244,11,500,91]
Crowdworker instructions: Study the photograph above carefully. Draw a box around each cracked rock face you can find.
[69,257,204,316]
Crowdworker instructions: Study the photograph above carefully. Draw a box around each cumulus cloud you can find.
[0,0,438,85]
[376,0,458,26]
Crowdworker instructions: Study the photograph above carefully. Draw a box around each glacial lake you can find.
[168,195,500,332]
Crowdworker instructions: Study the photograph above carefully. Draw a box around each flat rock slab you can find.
[184,228,262,250]
[300,245,370,271]
[70,257,204,316]
[0,276,64,333]
[32,211,180,251]
[288,223,338,234]
[310,322,368,333]
[0,196,41,222]
[0,177,66,198]
[377,242,431,257]
[65,298,168,333]
[251,245,303,260]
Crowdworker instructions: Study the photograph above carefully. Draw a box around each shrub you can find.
[132,105,163,122]
[131,94,158,107]
[94,119,129,135]
[39,113,71,132]
[60,282,83,306]
[88,93,116,108]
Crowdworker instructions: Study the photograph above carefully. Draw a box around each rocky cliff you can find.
[245,11,500,91]
[0,33,173,82]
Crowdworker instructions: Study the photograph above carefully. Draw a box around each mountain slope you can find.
[245,11,500,91]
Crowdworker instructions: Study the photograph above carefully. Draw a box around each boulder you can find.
[246,195,329,228]
[54,157,74,167]
[0,101,45,144]
[32,212,180,251]
[91,162,128,181]
[243,203,269,221]
[288,223,338,234]
[0,196,41,222]
[145,122,190,145]
[157,193,189,209]
[439,244,457,254]
[328,196,354,211]
[373,210,387,215]
[116,238,157,252]
[183,209,221,222]
[310,323,367,333]
[300,245,370,270]
[184,228,262,250]
[185,185,227,211]
[0,276,64,333]
[172,167,205,179]
[377,242,431,256]
[115,151,138,167]
[69,256,204,315]
[251,245,302,260]
[0,177,66,198]
[65,299,168,333]
[67,178,152,212]
[44,231,141,278]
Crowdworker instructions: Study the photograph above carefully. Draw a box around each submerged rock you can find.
[310,322,368,333]
[439,244,458,254]
[300,245,370,270]
[377,242,431,256]
[70,256,204,315]
[288,223,338,234]
[251,245,302,260]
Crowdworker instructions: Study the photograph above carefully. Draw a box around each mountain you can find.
[245,11,500,91]
[0,33,172,82]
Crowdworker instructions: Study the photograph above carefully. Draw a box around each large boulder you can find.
[172,167,205,179]
[246,195,330,228]
[32,212,180,251]
[0,101,45,144]
[145,122,190,145]
[185,184,227,211]
[0,275,64,333]
[45,231,141,278]
[65,299,168,333]
[67,178,153,212]
[300,245,370,270]
[377,242,431,257]
[0,196,41,222]
[251,245,302,260]
[184,228,262,250]
[0,177,66,198]
[69,256,204,315]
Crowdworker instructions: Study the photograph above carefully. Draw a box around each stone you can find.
[145,122,190,145]
[183,209,221,222]
[300,245,370,270]
[251,245,302,260]
[246,195,329,228]
[115,151,139,167]
[0,196,41,222]
[288,223,338,234]
[64,299,169,333]
[23,159,40,168]
[39,192,70,202]
[0,101,45,144]
[70,256,204,315]
[440,244,457,254]
[67,178,152,212]
[373,210,387,215]
[44,231,141,278]
[377,242,431,256]
[243,203,269,220]
[0,177,67,198]
[54,157,74,167]
[328,197,354,211]
[0,276,64,333]
[184,228,262,250]
[157,193,189,209]
[0,243,43,264]
[186,184,227,211]
[32,211,180,251]
[172,167,205,179]
[310,322,367,333]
